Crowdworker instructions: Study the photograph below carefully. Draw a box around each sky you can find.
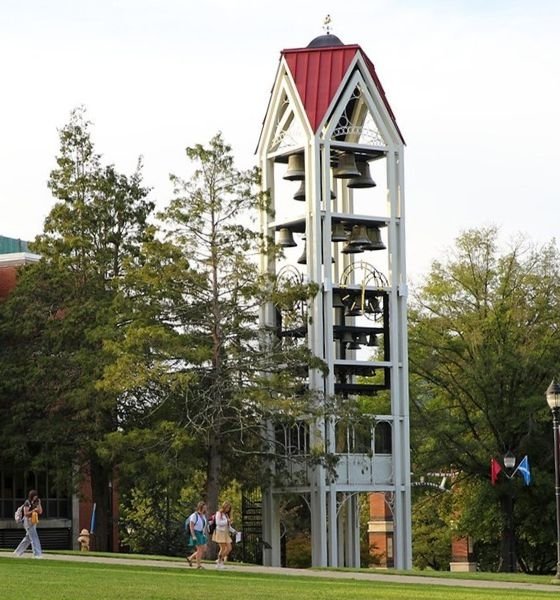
[1,0,559,281]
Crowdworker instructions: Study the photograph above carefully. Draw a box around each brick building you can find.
[0,235,116,551]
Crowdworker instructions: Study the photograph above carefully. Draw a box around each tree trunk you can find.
[89,459,112,552]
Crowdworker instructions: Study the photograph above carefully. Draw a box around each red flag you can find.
[490,458,502,485]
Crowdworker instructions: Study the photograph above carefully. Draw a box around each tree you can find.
[0,107,154,550]
[409,227,560,572]
[101,133,320,521]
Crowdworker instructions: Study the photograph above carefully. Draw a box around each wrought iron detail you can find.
[330,85,386,147]
[270,95,306,152]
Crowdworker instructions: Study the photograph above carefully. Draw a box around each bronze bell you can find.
[341,240,363,254]
[361,227,386,251]
[333,152,360,179]
[348,225,370,247]
[347,337,361,350]
[297,239,334,265]
[341,331,354,345]
[283,154,305,181]
[345,297,363,317]
[356,332,368,345]
[297,240,307,264]
[367,333,379,347]
[294,183,336,202]
[293,181,305,201]
[347,160,376,188]
[332,291,345,308]
[331,222,348,242]
[364,297,382,316]
[277,228,297,248]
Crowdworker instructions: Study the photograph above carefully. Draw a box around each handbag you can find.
[31,511,39,525]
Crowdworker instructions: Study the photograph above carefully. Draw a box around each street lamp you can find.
[502,450,516,572]
[503,451,516,470]
[546,379,560,584]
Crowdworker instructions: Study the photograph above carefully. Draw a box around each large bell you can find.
[341,240,363,254]
[367,333,379,347]
[348,225,371,247]
[297,240,334,265]
[341,331,354,345]
[333,152,360,179]
[331,222,348,242]
[293,181,305,201]
[347,160,376,188]
[361,227,386,251]
[277,228,297,248]
[294,183,336,201]
[297,240,307,264]
[345,297,363,317]
[283,154,305,181]
[364,297,382,316]
[347,337,361,350]
[332,291,345,308]
[356,332,368,345]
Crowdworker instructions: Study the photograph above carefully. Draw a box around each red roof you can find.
[281,44,404,143]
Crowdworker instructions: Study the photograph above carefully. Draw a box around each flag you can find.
[515,455,531,486]
[490,458,502,485]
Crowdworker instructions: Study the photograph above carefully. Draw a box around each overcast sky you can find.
[1,0,559,280]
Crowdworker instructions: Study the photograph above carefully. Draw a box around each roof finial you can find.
[323,14,332,35]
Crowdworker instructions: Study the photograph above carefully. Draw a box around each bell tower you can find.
[257,27,412,569]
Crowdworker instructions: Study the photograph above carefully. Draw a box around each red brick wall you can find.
[0,266,17,298]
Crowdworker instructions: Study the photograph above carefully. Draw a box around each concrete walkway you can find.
[21,553,560,593]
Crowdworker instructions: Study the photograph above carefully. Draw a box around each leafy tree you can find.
[412,488,453,570]
[0,107,154,550]
[409,227,560,572]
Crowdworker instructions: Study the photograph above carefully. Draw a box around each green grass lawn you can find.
[1,557,557,600]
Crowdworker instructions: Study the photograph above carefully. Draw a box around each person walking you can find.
[212,501,236,569]
[14,489,43,558]
[186,501,208,569]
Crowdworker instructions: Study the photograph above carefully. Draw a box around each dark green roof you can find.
[0,235,30,255]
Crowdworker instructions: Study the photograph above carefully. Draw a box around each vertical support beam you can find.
[307,139,328,567]
[262,489,281,566]
[327,487,338,566]
[386,148,412,569]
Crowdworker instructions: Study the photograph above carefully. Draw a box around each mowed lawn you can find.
[0,557,556,600]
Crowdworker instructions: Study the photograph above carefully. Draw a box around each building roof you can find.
[281,41,404,142]
[0,235,29,255]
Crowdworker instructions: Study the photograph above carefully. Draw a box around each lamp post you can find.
[546,379,560,584]
[501,451,516,572]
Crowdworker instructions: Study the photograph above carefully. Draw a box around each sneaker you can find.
[33,555,43,559]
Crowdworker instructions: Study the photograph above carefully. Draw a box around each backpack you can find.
[14,503,25,523]
[207,513,216,535]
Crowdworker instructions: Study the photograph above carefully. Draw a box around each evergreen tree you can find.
[0,107,154,550]
[102,133,320,519]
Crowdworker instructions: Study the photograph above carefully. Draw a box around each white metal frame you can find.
[258,49,411,569]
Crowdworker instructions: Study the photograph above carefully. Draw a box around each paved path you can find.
[23,553,560,593]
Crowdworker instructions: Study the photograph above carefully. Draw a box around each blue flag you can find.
[515,455,531,486]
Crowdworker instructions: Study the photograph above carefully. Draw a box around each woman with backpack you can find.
[186,501,208,569]
[13,489,43,558]
[212,501,236,569]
